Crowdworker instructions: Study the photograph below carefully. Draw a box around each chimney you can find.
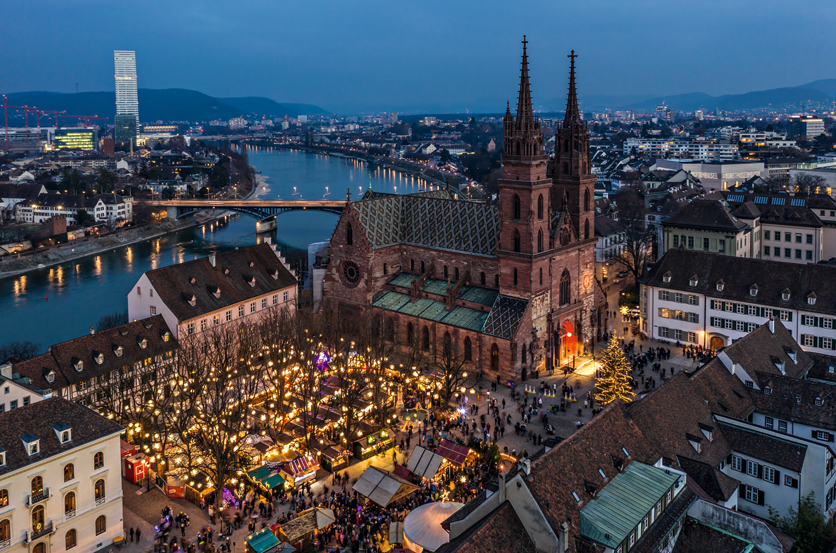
[559,522,569,553]
[89,326,95,335]
[209,253,216,267]
[498,471,506,504]
[769,316,775,334]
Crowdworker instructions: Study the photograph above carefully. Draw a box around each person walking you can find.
[129,528,135,542]
[136,528,142,543]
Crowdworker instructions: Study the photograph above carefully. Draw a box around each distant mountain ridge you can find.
[3,89,328,123]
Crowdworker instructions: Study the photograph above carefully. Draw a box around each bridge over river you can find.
[146,199,348,221]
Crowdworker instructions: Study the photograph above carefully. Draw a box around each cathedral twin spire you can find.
[503,36,543,159]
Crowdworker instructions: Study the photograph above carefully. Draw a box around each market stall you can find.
[280,453,319,488]
[435,440,471,468]
[353,428,394,460]
[403,502,464,552]
[313,442,350,473]
[247,465,287,492]
[353,466,419,508]
[276,507,335,551]
[405,446,445,481]
[184,471,214,507]
[244,527,282,553]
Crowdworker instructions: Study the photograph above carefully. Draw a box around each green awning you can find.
[262,473,285,490]
[245,528,280,553]
[247,465,271,482]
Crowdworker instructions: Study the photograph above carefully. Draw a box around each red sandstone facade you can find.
[323,40,607,383]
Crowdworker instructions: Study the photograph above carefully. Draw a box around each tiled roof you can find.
[372,291,490,334]
[435,502,537,553]
[12,316,176,391]
[143,243,296,322]
[806,352,836,383]
[749,372,836,431]
[675,457,738,502]
[481,295,529,340]
[644,248,836,318]
[661,199,748,231]
[0,397,123,474]
[594,216,625,237]
[351,193,498,256]
[718,422,807,472]
[720,320,811,379]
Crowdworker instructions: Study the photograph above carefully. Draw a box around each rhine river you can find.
[0,148,431,350]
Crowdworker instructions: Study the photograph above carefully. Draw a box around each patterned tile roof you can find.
[352,194,498,256]
[481,295,529,340]
[372,291,490,334]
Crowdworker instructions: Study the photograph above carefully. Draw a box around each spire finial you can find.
[564,50,581,125]
[516,36,534,129]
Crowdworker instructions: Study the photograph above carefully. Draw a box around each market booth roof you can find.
[247,466,271,482]
[277,507,335,545]
[244,527,281,553]
[261,473,285,490]
[403,502,464,552]
[406,446,444,480]
[353,466,419,508]
[435,439,470,467]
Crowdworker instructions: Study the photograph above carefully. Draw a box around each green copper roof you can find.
[385,273,499,307]
[247,465,271,482]
[372,291,490,333]
[579,462,680,549]
[245,527,281,553]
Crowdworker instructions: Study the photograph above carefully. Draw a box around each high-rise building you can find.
[114,50,138,146]
[790,117,825,141]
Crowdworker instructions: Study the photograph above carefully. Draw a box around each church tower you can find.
[498,37,552,296]
[550,51,595,244]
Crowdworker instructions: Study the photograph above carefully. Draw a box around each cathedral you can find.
[323,39,607,383]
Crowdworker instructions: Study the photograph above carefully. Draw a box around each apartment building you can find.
[128,243,297,339]
[0,398,124,553]
[623,138,738,161]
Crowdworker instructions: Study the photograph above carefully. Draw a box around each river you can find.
[0,148,433,351]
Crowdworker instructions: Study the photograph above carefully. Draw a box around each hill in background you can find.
[4,89,328,123]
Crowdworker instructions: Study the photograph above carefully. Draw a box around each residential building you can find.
[593,216,626,282]
[0,184,47,221]
[623,137,738,161]
[8,317,176,418]
[114,50,138,142]
[15,194,132,227]
[640,248,836,352]
[791,117,825,141]
[661,199,752,257]
[0,398,124,553]
[127,243,297,339]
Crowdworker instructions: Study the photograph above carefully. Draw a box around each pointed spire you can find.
[505,100,511,117]
[564,50,581,125]
[516,36,534,130]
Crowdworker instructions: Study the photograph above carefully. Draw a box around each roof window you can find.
[114,345,123,357]
[94,352,104,365]
[716,280,724,292]
[662,272,671,284]
[750,285,758,297]
[808,293,817,305]
[781,289,790,301]
[796,394,801,404]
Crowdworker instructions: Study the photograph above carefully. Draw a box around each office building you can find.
[791,117,825,141]
[53,129,98,151]
[113,50,138,144]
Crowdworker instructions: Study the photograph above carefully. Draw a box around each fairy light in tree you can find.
[595,335,634,404]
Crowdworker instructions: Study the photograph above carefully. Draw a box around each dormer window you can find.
[271,270,279,280]
[815,397,823,407]
[249,261,254,268]
[74,359,83,372]
[189,276,196,284]
[163,332,170,342]
[247,277,256,288]
[138,338,147,349]
[223,268,229,275]
[716,280,725,292]
[571,491,581,504]
[764,386,771,395]
[211,286,221,299]
[808,293,817,305]
[94,352,104,365]
[796,394,801,404]
[662,272,672,284]
[598,468,607,480]
[750,285,758,297]
[114,346,123,357]
[55,424,72,444]
[46,371,55,384]
[689,275,698,287]
[621,447,630,458]
[781,289,790,301]
[188,295,196,307]
[0,450,6,467]
[22,434,39,456]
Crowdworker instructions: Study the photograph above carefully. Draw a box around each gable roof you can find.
[0,397,122,474]
[143,243,296,322]
[720,320,812,379]
[661,199,747,232]
[718,422,807,472]
[351,192,499,256]
[750,372,836,431]
[435,502,537,553]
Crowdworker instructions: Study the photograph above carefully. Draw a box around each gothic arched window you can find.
[537,194,544,219]
[513,268,518,286]
[407,323,414,345]
[464,337,472,361]
[422,326,430,352]
[346,223,353,246]
[480,272,486,286]
[584,219,590,240]
[513,229,521,252]
[513,194,521,220]
[491,344,499,370]
[563,162,569,175]
[584,188,591,212]
[538,229,543,253]
[443,265,449,279]
[559,269,571,305]
[443,332,452,362]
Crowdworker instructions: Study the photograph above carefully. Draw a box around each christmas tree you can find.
[596,335,634,404]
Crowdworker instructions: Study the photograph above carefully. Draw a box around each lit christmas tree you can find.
[595,335,634,404]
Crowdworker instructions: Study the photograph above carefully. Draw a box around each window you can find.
[559,269,571,305]
[764,246,771,256]
[807,234,813,244]
[512,194,522,219]
[825,338,835,349]
[261,298,267,309]
[250,302,256,313]
[64,490,76,517]
[747,460,758,477]
[513,229,521,252]
[480,272,486,286]
[64,463,74,482]
[136,287,141,296]
[688,236,694,249]
[27,439,37,455]
[703,237,710,250]
[785,232,791,242]
[200,319,207,331]
[719,239,725,253]
[538,229,543,252]
[765,230,771,240]
[538,194,544,219]
[0,490,6,508]
[764,466,776,484]
[407,323,414,345]
[383,263,387,275]
[796,249,802,259]
[225,310,232,322]
[688,295,698,305]
[94,451,104,470]
[213,314,220,326]
[673,235,679,247]
[150,306,156,316]
[464,337,472,361]
[283,292,288,302]
[94,479,105,503]
[238,305,244,317]
[272,294,278,305]
[796,233,802,243]
[779,420,788,433]
[807,250,813,260]
[785,248,791,258]
[744,485,760,504]
[346,224,353,245]
[95,515,106,535]
[32,505,44,532]
[629,532,635,547]
[513,268,518,286]
[66,529,77,550]
[785,475,797,487]
[675,292,683,302]
[187,323,194,335]
[660,291,669,301]
[584,219,590,240]
[816,430,830,441]
[732,455,742,471]
[765,417,773,429]
[0,519,9,544]
[422,327,430,352]
[491,344,499,371]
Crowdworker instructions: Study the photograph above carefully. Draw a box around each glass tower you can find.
[114,50,138,144]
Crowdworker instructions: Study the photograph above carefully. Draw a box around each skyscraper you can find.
[114,50,138,146]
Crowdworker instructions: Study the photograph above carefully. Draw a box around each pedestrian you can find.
[130,528,135,542]
[136,528,142,543]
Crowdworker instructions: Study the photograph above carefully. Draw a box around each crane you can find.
[60,114,109,127]
[2,95,36,151]
[39,109,66,130]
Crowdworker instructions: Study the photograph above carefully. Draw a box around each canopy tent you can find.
[247,466,271,482]
[244,527,281,553]
[353,466,419,508]
[406,446,445,480]
[280,454,319,487]
[277,507,335,546]
[435,439,470,468]
[388,522,404,545]
[247,465,286,491]
[262,473,285,490]
[403,502,464,552]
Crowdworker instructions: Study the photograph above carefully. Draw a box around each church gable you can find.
[551,211,578,248]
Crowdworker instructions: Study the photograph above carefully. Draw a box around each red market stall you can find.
[280,454,319,488]
[123,453,147,484]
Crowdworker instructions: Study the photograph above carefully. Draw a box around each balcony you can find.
[0,538,9,549]
[95,496,105,506]
[64,509,76,520]
[25,522,54,543]
[26,489,50,507]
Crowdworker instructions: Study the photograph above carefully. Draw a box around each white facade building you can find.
[623,138,738,161]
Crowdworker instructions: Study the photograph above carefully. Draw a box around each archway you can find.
[710,336,725,350]
[560,320,577,365]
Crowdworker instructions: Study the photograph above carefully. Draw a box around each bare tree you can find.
[611,189,655,279]
[257,306,301,440]
[96,311,129,332]
[792,173,827,196]
[0,340,40,362]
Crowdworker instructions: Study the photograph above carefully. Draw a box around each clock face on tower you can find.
[583,274,592,292]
